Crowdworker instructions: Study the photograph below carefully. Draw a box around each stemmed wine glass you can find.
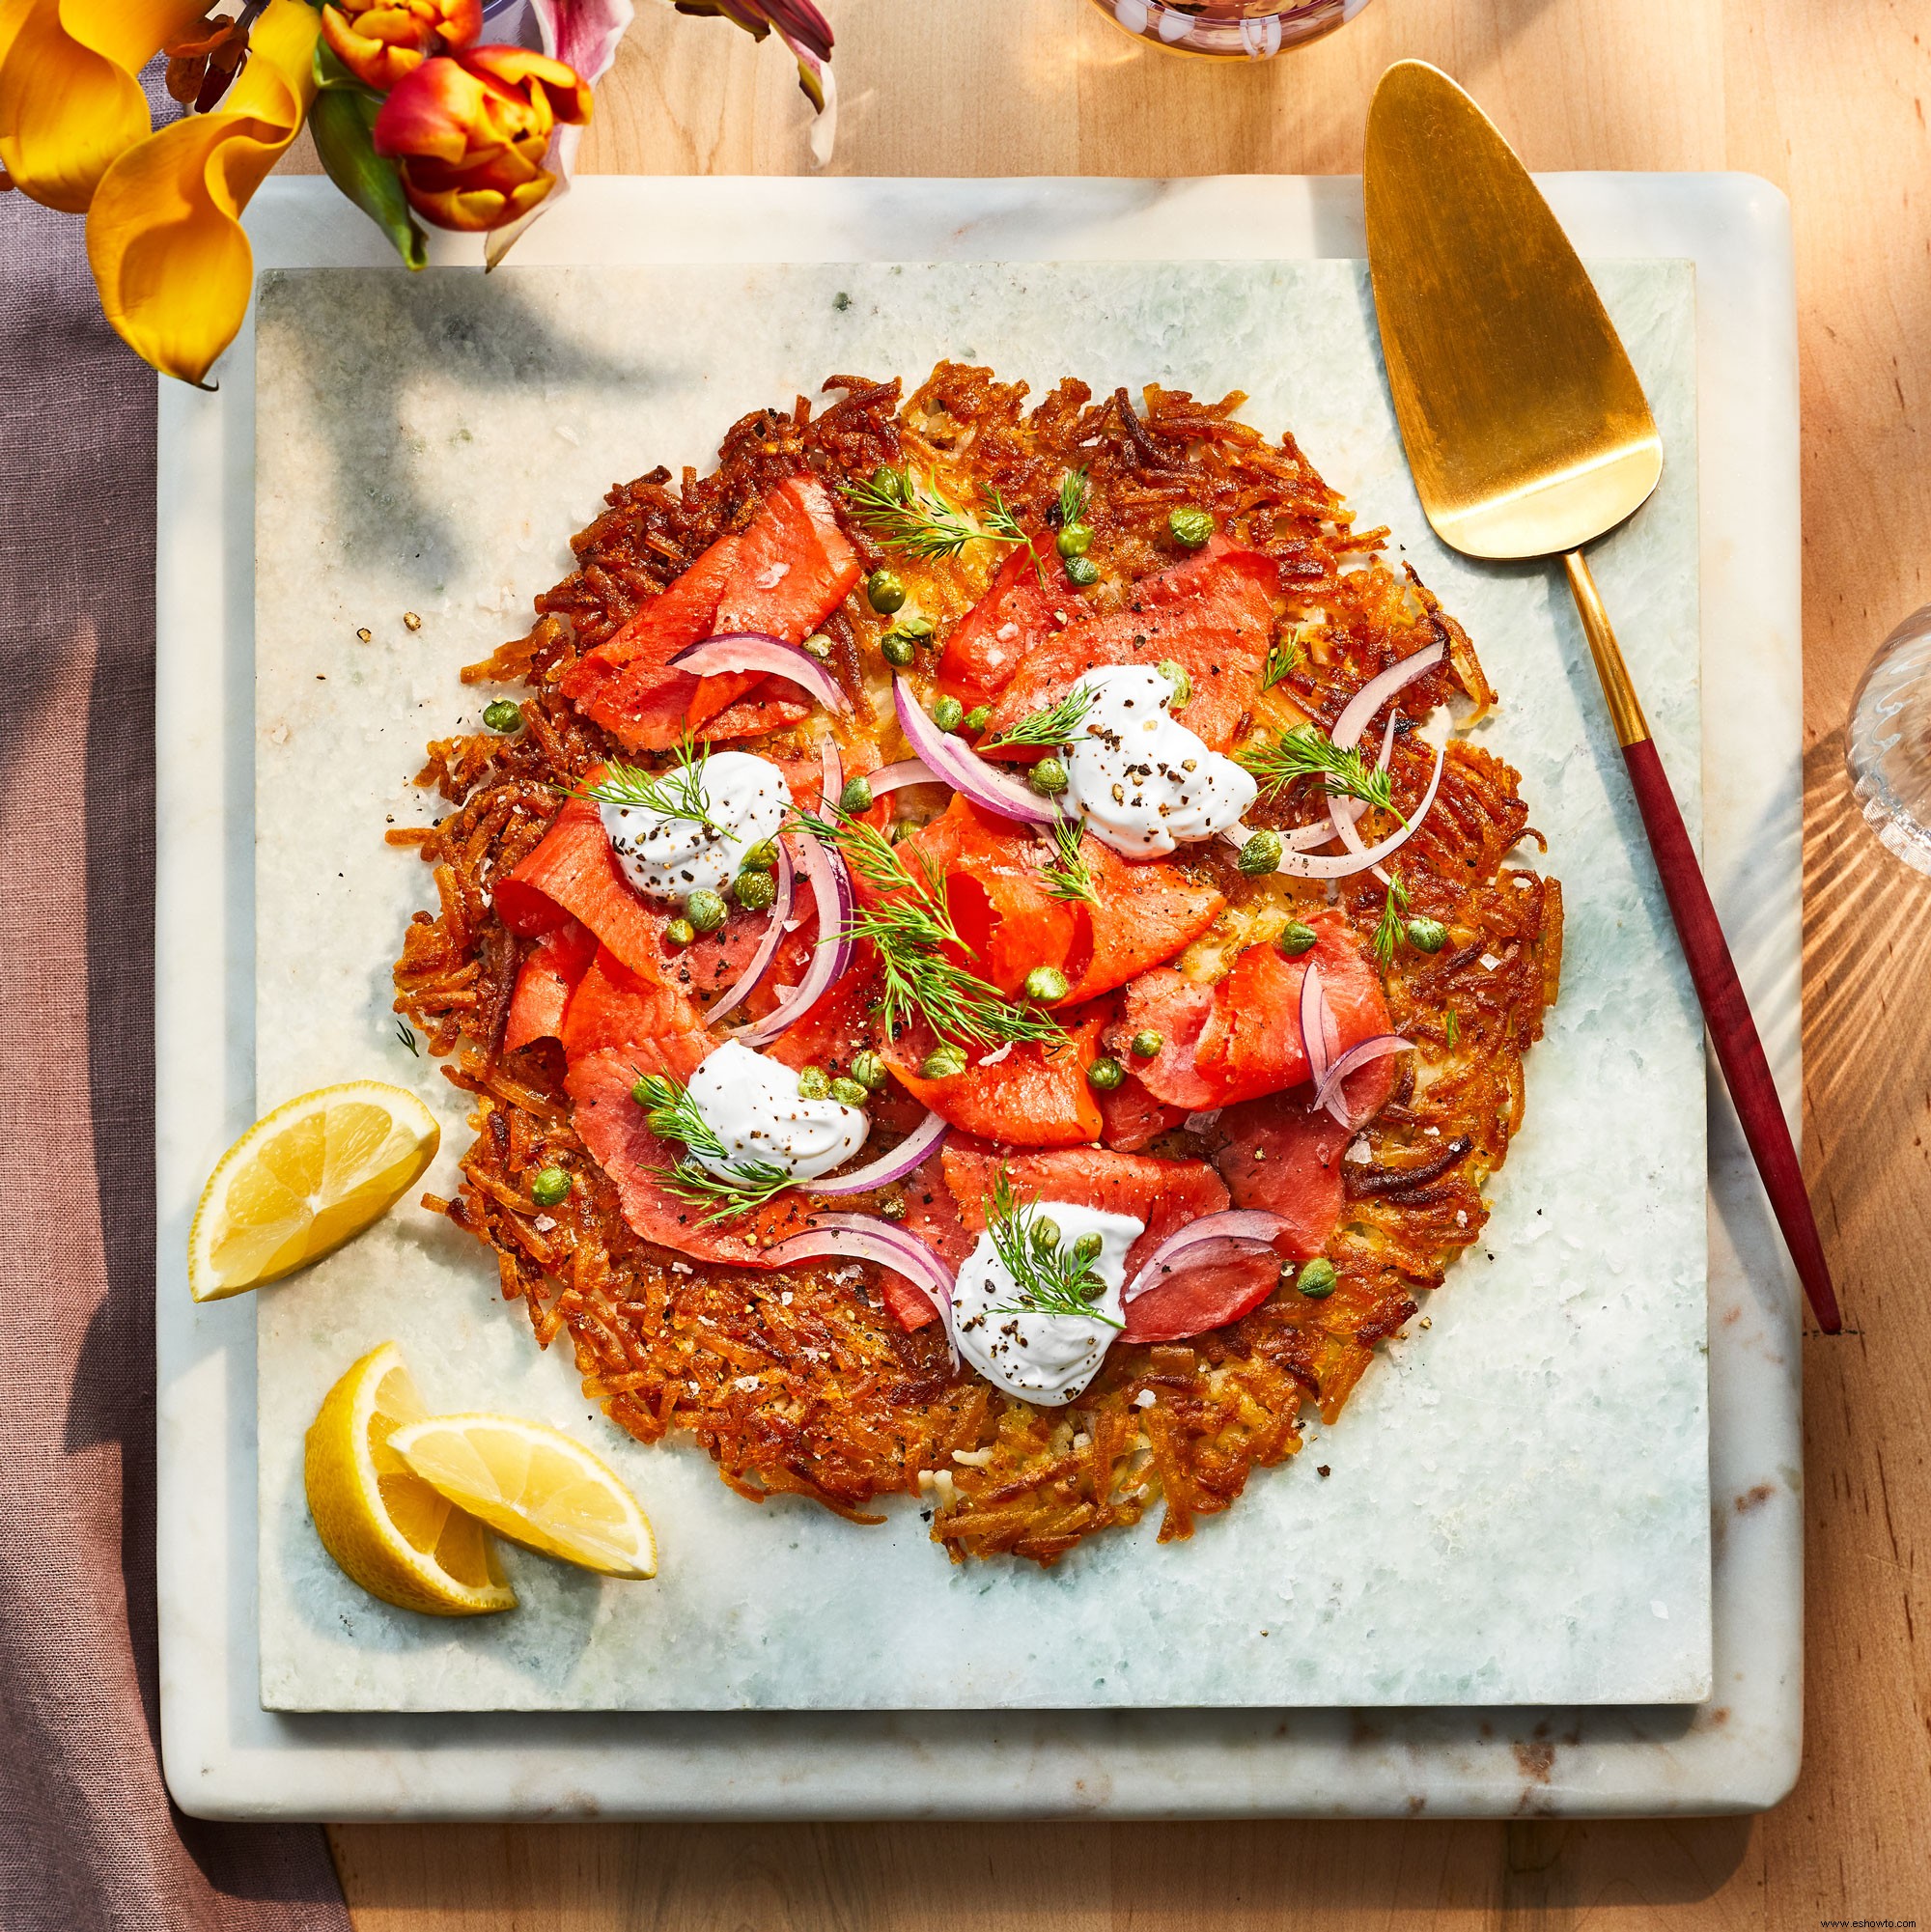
[1086,0,1373,59]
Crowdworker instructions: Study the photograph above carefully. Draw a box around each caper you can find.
[482,699,522,733]
[920,1045,967,1079]
[867,568,907,614]
[1056,522,1093,559]
[1156,658,1192,708]
[1407,916,1449,953]
[733,868,777,912]
[1085,1056,1125,1092]
[531,1165,572,1207]
[933,694,965,732]
[964,705,991,735]
[663,916,695,949]
[850,1049,887,1090]
[1237,828,1283,875]
[1029,756,1069,797]
[882,630,916,668]
[1062,554,1100,588]
[1023,965,1069,1003]
[740,839,778,872]
[839,774,875,814]
[1277,921,1318,957]
[796,1065,831,1099]
[828,1076,870,1107]
[1130,1028,1163,1059]
[683,887,728,934]
[1069,1231,1105,1268]
[1031,1216,1062,1254]
[801,632,834,660]
[1296,1256,1339,1299]
[895,611,936,639]
[1168,505,1215,549]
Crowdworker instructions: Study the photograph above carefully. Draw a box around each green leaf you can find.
[307,85,429,273]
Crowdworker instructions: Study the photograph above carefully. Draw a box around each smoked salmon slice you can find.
[939,1140,1229,1289]
[1095,1071,1187,1153]
[559,946,708,1072]
[503,919,597,1052]
[492,790,669,984]
[561,474,858,751]
[888,798,1223,1006]
[1111,912,1392,1112]
[882,1013,1105,1149]
[1212,1093,1346,1262]
[936,537,1082,704]
[977,536,1277,752]
[567,1048,818,1268]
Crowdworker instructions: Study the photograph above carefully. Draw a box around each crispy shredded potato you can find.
[391,366,1558,1565]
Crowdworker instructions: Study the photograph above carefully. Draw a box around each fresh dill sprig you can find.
[573,729,723,833]
[983,484,1029,546]
[630,1070,796,1224]
[791,806,1064,1050]
[985,1168,1122,1329]
[394,1019,420,1057]
[1240,721,1401,821]
[1261,625,1308,692]
[1444,1008,1460,1050]
[1039,813,1099,907]
[983,685,1098,750]
[1372,868,1411,970]
[1057,467,1091,528]
[658,1157,798,1224]
[840,464,1028,564]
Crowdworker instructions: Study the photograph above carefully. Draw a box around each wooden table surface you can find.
[315,0,1931,1921]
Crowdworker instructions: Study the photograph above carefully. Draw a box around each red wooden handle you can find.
[1621,738,1840,1332]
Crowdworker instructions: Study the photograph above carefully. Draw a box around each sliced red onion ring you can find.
[1312,1033,1414,1127]
[708,840,796,1025]
[1300,961,1334,1090]
[1221,816,1354,854]
[1123,1209,1292,1304]
[807,1110,949,1195]
[669,632,851,714]
[1330,638,1446,754]
[819,735,843,809]
[766,1214,958,1364]
[740,828,853,1046]
[869,758,943,796]
[1264,740,1446,879]
[894,677,1055,826]
[1329,711,1403,882]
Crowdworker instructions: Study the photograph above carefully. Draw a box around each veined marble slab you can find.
[157,174,1805,1816]
[248,251,1708,1715]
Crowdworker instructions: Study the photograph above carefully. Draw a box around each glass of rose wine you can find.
[1085,0,1373,59]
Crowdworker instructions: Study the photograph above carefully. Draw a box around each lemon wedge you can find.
[304,1342,516,1616]
[389,1414,658,1581]
[188,1080,439,1301]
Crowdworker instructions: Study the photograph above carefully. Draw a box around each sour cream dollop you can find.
[1060,665,1256,858]
[684,1040,868,1183]
[601,749,789,902]
[950,1200,1144,1406]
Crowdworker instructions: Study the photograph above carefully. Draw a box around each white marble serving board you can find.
[248,252,1709,1716]
[157,174,1806,1815]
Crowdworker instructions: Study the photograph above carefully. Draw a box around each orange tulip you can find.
[319,0,482,92]
[372,44,591,233]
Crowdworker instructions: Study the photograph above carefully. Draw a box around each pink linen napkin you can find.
[0,187,351,1930]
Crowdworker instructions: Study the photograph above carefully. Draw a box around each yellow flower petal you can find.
[85,0,319,386]
[0,0,210,212]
